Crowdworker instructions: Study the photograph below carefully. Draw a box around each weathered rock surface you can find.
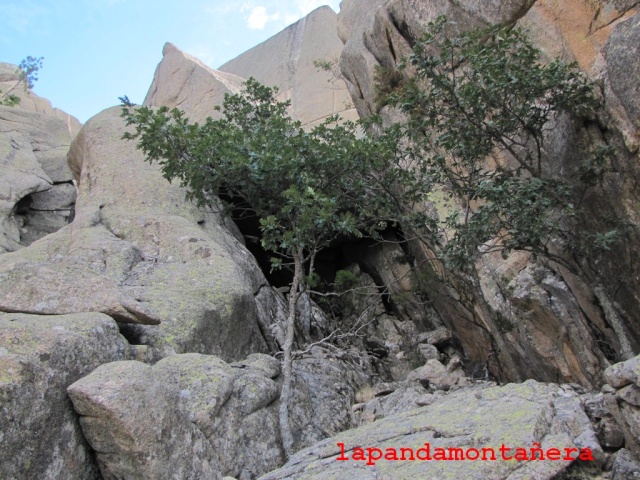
[406,358,467,390]
[68,357,222,480]
[0,73,80,254]
[336,0,388,118]
[290,355,369,449]
[336,0,640,389]
[0,312,132,480]
[604,353,640,388]
[220,6,358,127]
[68,352,369,479]
[603,11,640,152]
[0,63,82,132]
[259,380,603,480]
[602,354,640,454]
[0,106,280,359]
[353,382,431,424]
[144,43,245,124]
[611,448,640,479]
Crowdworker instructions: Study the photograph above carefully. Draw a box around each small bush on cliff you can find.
[120,79,426,458]
[0,56,44,107]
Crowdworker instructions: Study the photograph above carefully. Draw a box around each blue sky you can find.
[1,0,341,123]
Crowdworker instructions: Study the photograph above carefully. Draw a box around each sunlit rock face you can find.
[219,6,359,128]
[0,105,282,360]
[0,63,81,255]
[336,0,640,387]
[143,42,245,124]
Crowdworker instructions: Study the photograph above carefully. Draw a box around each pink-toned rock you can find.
[220,6,358,127]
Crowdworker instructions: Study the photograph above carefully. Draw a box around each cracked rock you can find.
[0,312,132,479]
[259,380,603,480]
[0,106,282,360]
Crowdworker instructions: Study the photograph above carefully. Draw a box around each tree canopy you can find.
[386,17,610,271]
[121,79,426,271]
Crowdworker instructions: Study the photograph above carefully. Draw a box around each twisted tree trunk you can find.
[278,247,304,459]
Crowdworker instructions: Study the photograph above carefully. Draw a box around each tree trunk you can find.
[279,248,304,460]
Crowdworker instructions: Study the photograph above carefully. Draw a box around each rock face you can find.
[0,312,132,480]
[603,11,640,152]
[0,63,81,254]
[144,43,245,124]
[260,380,603,480]
[0,105,280,359]
[68,352,368,480]
[69,354,262,480]
[601,354,640,454]
[3,3,640,479]
[611,449,640,479]
[219,6,358,127]
[0,63,82,129]
[290,355,369,449]
[336,0,640,388]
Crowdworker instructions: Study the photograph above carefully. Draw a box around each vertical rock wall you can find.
[0,63,81,254]
[219,6,358,127]
[336,0,640,387]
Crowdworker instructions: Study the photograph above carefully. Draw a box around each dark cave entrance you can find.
[224,193,405,313]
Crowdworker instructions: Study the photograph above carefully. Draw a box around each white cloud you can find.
[246,6,280,30]
[201,1,342,33]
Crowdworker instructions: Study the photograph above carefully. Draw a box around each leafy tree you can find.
[120,79,426,458]
[0,56,44,107]
[387,17,612,271]
[371,16,622,379]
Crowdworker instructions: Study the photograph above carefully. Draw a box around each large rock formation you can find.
[0,312,134,479]
[68,352,368,480]
[0,63,81,254]
[69,354,272,480]
[219,6,358,127]
[601,354,640,454]
[336,0,640,389]
[0,63,82,128]
[260,380,603,480]
[0,105,280,359]
[144,43,245,124]
[2,3,640,479]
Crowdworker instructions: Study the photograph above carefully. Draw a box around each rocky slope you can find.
[1,1,639,479]
[262,381,604,479]
[262,354,640,479]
